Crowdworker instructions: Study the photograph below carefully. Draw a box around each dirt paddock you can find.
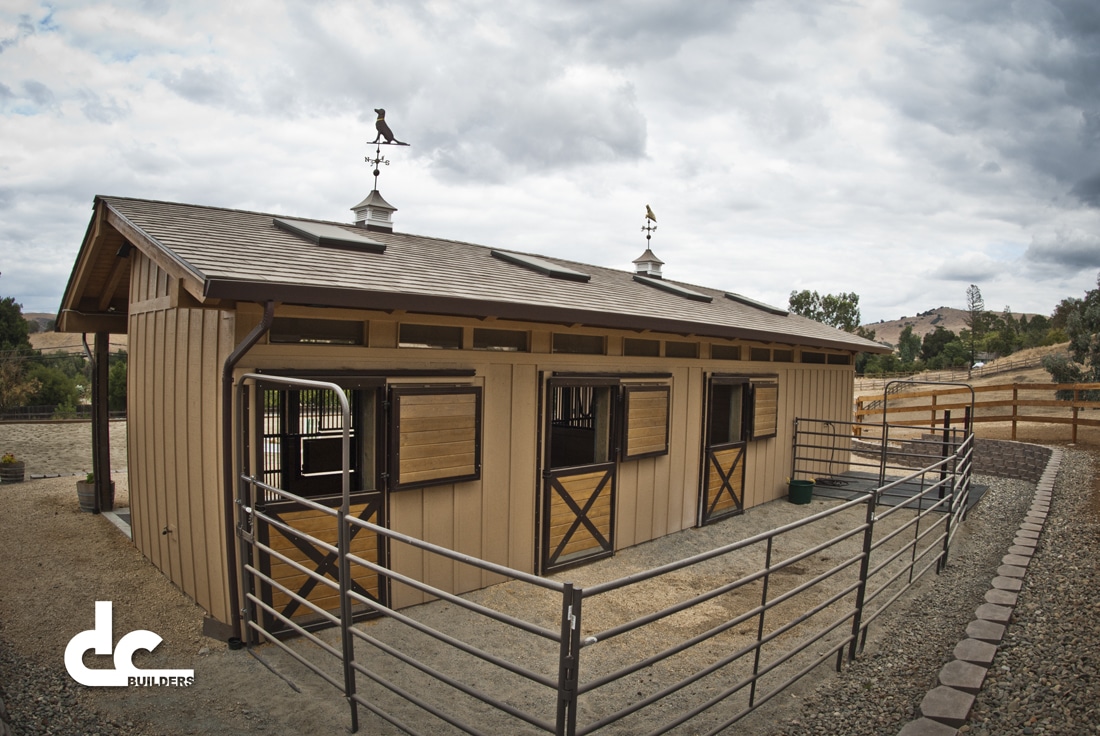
[0,420,1084,734]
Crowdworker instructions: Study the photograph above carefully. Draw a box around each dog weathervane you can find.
[366,108,411,189]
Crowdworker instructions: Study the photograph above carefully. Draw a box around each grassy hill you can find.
[860,306,1039,348]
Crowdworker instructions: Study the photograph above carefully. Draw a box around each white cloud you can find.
[1,0,1099,324]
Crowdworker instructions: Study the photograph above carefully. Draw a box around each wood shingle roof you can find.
[60,195,888,353]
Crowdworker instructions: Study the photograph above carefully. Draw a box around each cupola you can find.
[351,189,397,233]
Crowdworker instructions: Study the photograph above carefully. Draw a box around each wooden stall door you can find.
[252,384,386,634]
[540,379,618,574]
[699,377,748,525]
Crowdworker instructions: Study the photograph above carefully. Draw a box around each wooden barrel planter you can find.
[0,461,25,484]
[77,478,115,512]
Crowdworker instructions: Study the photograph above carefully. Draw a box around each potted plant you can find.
[77,472,115,513]
[0,453,25,483]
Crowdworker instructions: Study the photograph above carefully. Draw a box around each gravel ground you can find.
[0,421,1096,735]
[966,450,1100,735]
[751,448,1098,736]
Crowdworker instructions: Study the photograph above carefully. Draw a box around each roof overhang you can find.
[203,278,889,353]
[57,198,211,334]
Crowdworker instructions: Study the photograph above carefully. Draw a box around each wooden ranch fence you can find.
[854,382,1100,443]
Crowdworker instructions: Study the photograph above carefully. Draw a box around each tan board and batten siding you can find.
[123,268,855,621]
[127,253,235,624]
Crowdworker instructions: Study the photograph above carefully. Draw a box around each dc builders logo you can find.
[65,601,195,687]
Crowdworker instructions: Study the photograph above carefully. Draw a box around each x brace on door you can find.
[547,470,613,567]
[703,446,745,523]
[257,497,383,626]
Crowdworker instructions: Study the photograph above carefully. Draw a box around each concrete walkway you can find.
[0,420,128,478]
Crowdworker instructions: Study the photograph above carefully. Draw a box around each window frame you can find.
[388,385,482,491]
[621,384,671,460]
[749,380,779,440]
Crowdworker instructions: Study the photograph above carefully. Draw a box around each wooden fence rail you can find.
[855,382,1100,443]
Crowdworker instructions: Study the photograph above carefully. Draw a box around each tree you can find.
[788,290,862,332]
[983,306,1021,357]
[921,327,957,362]
[108,352,127,412]
[0,295,38,411]
[25,363,80,408]
[964,284,986,369]
[0,296,33,354]
[898,325,921,365]
[1042,272,1100,398]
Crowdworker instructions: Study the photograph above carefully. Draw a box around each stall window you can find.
[270,318,365,345]
[399,324,463,349]
[665,341,699,358]
[750,381,779,439]
[623,338,660,357]
[711,344,741,360]
[708,381,747,445]
[473,328,528,352]
[389,386,481,490]
[548,384,615,468]
[552,334,606,355]
[622,385,670,459]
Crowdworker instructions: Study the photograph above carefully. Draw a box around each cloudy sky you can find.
[2,0,1099,324]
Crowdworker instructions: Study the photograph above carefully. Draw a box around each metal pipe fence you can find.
[235,375,975,735]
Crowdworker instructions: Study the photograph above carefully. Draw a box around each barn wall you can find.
[228,305,856,609]
[127,252,236,624]
[124,287,858,626]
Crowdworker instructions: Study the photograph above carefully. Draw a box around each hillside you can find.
[24,313,128,354]
[860,306,1039,348]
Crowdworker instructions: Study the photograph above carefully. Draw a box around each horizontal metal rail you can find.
[233,372,977,735]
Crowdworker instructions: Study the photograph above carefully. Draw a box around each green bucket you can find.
[788,479,814,505]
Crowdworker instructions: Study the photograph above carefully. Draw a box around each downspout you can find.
[222,300,275,638]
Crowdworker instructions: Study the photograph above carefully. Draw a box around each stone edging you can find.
[895,448,1063,736]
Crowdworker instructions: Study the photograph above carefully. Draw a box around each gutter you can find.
[222,300,275,639]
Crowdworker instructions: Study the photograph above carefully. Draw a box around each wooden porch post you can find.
[93,332,113,511]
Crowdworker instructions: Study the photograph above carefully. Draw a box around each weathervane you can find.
[366,108,410,189]
[642,204,657,242]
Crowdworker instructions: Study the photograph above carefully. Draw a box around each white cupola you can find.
[633,248,664,278]
[351,189,397,233]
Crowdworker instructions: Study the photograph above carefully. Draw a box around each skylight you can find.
[491,250,591,282]
[633,274,713,303]
[273,218,387,253]
[725,292,789,316]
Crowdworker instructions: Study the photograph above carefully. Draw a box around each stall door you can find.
[699,376,748,525]
[253,383,386,633]
[540,379,618,574]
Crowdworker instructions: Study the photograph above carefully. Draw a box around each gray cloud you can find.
[79,90,129,124]
[160,66,246,109]
[22,80,55,108]
[929,258,1004,283]
[1025,230,1100,270]
[878,1,1100,207]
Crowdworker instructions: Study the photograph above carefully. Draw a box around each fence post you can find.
[848,490,877,661]
[1072,387,1080,444]
[336,394,358,734]
[556,584,582,736]
[939,411,951,497]
[1011,386,1018,441]
[930,393,937,429]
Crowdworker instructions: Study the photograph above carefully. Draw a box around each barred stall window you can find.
[389,386,482,490]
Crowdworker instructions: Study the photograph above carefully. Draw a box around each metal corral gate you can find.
[235,375,976,735]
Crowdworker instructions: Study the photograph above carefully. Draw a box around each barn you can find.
[58,190,886,638]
